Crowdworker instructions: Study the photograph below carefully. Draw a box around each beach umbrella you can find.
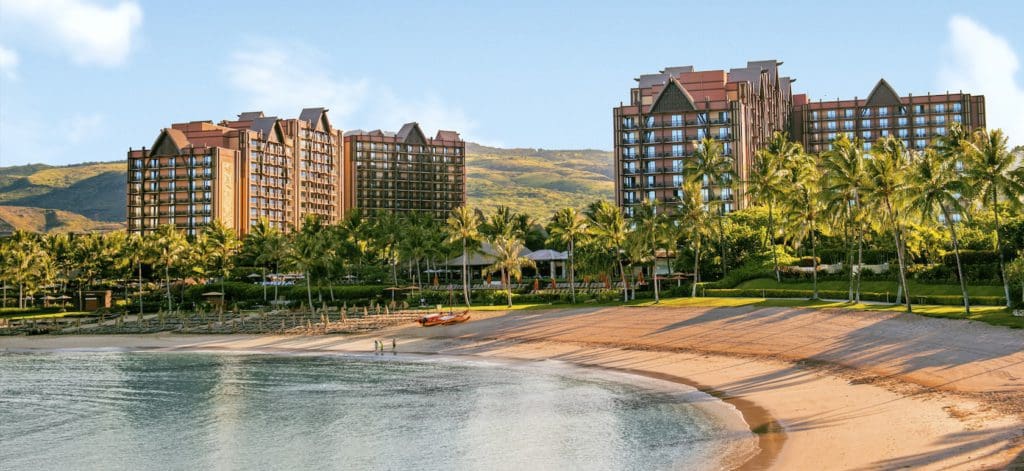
[533,278,540,292]
[637,271,645,285]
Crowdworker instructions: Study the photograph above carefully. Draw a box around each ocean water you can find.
[0,351,756,470]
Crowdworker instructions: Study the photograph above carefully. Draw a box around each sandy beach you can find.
[3,304,1023,470]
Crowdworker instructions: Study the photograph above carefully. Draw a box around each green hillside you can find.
[0,206,124,235]
[0,144,614,231]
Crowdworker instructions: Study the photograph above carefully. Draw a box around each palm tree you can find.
[485,235,535,307]
[822,135,868,301]
[781,153,823,299]
[748,131,799,282]
[676,179,710,297]
[203,220,241,307]
[867,136,913,312]
[287,215,325,311]
[548,207,588,303]
[371,211,402,286]
[244,217,285,302]
[146,224,187,311]
[962,128,1024,308]
[587,200,630,302]
[686,137,734,278]
[446,206,482,306]
[1,232,52,309]
[631,198,667,303]
[906,148,971,314]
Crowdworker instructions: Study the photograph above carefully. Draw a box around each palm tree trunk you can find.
[941,205,971,315]
[717,213,728,278]
[992,190,1012,308]
[617,247,628,302]
[769,200,780,283]
[305,271,313,313]
[262,266,267,302]
[856,228,864,303]
[651,237,660,304]
[19,284,23,309]
[138,263,143,316]
[462,239,471,307]
[503,268,511,307]
[811,226,819,300]
[165,265,172,311]
[846,215,854,302]
[691,238,701,298]
[885,199,912,312]
[569,239,576,304]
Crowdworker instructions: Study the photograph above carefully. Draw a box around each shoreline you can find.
[3,304,1024,470]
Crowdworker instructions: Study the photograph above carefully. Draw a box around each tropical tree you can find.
[202,220,242,307]
[547,207,588,303]
[748,131,799,282]
[686,137,734,278]
[962,128,1024,308]
[446,206,482,306]
[244,218,286,302]
[867,136,913,312]
[485,235,535,307]
[676,179,711,297]
[0,232,53,309]
[781,153,823,299]
[907,148,972,314]
[146,224,188,311]
[631,198,667,303]
[822,135,868,301]
[587,200,630,301]
[287,215,325,311]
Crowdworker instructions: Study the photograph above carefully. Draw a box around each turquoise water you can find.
[0,352,755,470]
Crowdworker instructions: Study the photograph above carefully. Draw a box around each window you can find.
[811,111,820,120]
[879,118,889,127]
[672,175,683,187]
[827,132,837,140]
[843,120,854,130]
[622,132,637,144]
[915,128,927,137]
[695,129,705,139]
[952,102,962,112]
[646,161,656,172]
[898,117,908,126]
[670,114,683,126]
[915,139,927,149]
[861,131,871,139]
[934,115,946,124]
[913,104,924,113]
[861,108,871,117]
[844,109,854,118]
[827,110,837,119]
[880,129,890,137]
[622,117,635,128]
[935,127,947,136]
[645,116,654,127]
[672,129,683,142]
[717,127,730,139]
[861,119,871,127]
[644,131,654,142]
[672,145,684,157]
[863,142,872,151]
[722,142,731,155]
[671,159,683,171]
[878,107,889,116]
[846,132,855,139]
[718,111,730,123]
[645,146,656,157]
[934,103,946,113]
[953,114,963,123]
[914,116,926,125]
[827,121,837,130]
[697,112,708,125]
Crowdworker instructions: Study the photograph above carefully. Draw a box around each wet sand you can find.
[3,304,1023,470]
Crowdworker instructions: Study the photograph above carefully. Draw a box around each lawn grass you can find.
[736,278,1005,297]
[3,311,92,321]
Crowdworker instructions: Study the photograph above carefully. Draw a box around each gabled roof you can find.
[865,79,902,107]
[649,77,697,113]
[396,122,427,145]
[238,111,265,121]
[151,128,190,155]
[435,130,461,141]
[299,107,330,131]
[252,116,283,143]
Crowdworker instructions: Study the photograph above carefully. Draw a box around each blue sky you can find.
[1,0,1023,166]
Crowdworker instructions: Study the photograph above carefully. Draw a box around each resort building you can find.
[127,108,344,236]
[790,79,986,154]
[612,60,796,216]
[342,123,466,221]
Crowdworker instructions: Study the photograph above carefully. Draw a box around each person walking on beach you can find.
[392,339,396,351]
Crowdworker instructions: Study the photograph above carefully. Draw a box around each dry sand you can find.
[3,304,1023,470]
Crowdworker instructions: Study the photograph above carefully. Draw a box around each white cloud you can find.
[938,15,1024,146]
[225,42,485,142]
[0,44,17,79]
[0,0,142,66]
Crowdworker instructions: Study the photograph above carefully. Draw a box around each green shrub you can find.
[704,288,1005,306]
[942,250,998,266]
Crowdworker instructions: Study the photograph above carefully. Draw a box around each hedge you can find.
[704,288,1006,306]
[182,281,388,307]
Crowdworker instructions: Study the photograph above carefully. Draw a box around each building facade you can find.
[612,61,795,215]
[790,79,986,154]
[343,123,466,221]
[127,108,345,236]
[613,63,987,216]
